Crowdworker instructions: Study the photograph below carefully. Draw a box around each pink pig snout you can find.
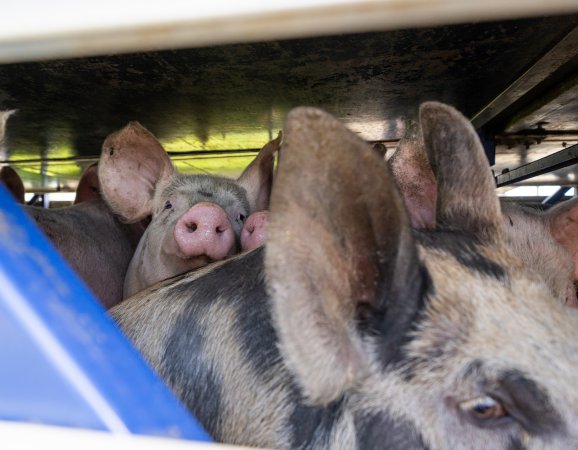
[240,210,268,252]
[173,202,235,261]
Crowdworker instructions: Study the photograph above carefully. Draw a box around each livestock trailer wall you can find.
[1,1,577,447]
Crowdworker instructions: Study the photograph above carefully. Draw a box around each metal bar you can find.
[495,143,578,187]
[2,1,578,64]
[26,193,41,205]
[496,129,578,138]
[3,139,400,166]
[542,186,571,205]
[471,25,578,129]
[1,149,263,166]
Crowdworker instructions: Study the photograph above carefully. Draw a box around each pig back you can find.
[27,199,142,309]
[111,248,300,447]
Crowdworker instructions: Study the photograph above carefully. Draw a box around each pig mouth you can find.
[176,244,238,267]
[179,251,239,270]
[163,232,237,274]
[179,253,213,269]
[186,254,213,264]
[163,236,215,269]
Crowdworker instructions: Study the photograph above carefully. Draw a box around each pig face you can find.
[112,104,578,449]
[99,122,278,298]
[127,174,251,297]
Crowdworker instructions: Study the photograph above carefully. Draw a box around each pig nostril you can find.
[186,223,198,233]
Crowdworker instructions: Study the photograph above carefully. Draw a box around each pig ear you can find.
[74,162,101,204]
[99,121,174,222]
[0,166,25,204]
[266,107,427,405]
[389,120,437,229]
[549,197,578,281]
[420,102,502,240]
[237,132,280,212]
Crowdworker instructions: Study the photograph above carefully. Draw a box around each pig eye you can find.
[238,213,246,223]
[164,200,173,210]
[458,395,509,428]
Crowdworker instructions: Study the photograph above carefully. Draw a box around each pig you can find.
[388,119,437,230]
[240,209,268,252]
[73,162,101,204]
[111,103,578,449]
[389,116,578,307]
[501,198,578,307]
[98,122,278,298]
[0,166,25,204]
[25,164,146,309]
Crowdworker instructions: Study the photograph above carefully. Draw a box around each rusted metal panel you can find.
[471,25,578,130]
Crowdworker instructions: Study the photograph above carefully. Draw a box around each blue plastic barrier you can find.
[0,184,211,441]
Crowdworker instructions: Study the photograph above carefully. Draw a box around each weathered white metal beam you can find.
[2,0,578,63]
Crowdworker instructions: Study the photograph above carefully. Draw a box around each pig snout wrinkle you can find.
[173,202,235,260]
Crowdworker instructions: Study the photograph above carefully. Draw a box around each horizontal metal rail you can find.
[495,143,578,187]
[2,1,578,64]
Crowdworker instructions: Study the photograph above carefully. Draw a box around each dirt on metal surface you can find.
[0,15,576,190]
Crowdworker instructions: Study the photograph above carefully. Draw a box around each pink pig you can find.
[99,122,279,298]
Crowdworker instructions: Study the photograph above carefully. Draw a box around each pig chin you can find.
[162,238,225,277]
[124,231,237,298]
[175,253,213,270]
[125,251,210,298]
